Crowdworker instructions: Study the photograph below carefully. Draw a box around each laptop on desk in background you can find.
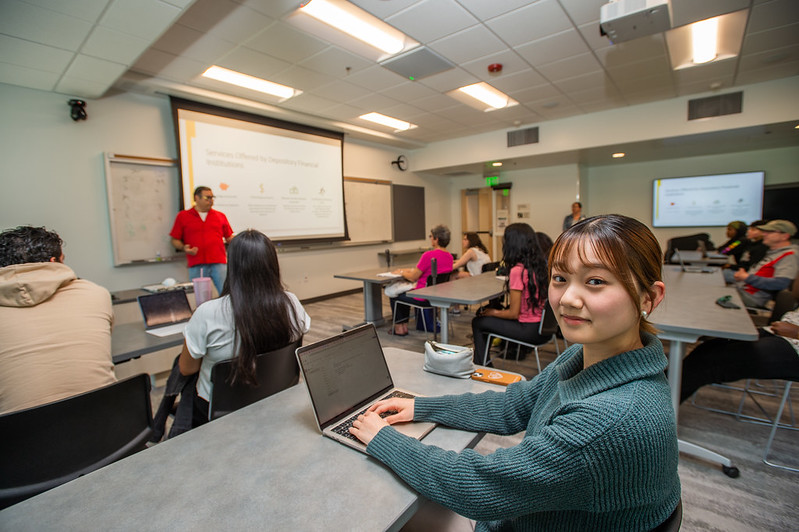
[675,250,716,274]
[137,290,193,337]
[295,323,436,453]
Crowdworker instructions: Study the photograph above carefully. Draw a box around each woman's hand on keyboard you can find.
[350,399,414,445]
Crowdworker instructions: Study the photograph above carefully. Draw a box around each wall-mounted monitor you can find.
[652,171,764,227]
[170,97,347,245]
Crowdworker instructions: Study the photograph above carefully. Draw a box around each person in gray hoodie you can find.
[0,226,115,414]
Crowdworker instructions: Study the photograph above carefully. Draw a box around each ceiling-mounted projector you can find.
[600,0,671,43]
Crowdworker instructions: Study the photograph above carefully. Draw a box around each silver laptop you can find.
[675,250,715,274]
[296,323,436,453]
[137,290,193,337]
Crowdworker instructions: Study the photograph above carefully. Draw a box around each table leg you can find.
[431,303,450,343]
[342,282,386,330]
[666,337,740,478]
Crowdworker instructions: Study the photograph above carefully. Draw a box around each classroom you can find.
[1,0,798,530]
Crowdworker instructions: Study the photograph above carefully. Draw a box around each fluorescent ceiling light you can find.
[692,18,718,64]
[359,112,416,131]
[612,152,626,158]
[492,162,503,167]
[300,0,405,54]
[202,66,299,100]
[452,82,518,112]
[665,10,747,70]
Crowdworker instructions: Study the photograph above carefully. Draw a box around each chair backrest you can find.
[652,499,682,532]
[538,300,559,337]
[209,338,302,420]
[0,373,154,509]
[426,257,451,287]
[665,233,714,263]
[481,261,500,273]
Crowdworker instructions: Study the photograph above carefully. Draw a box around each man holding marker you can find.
[170,186,233,294]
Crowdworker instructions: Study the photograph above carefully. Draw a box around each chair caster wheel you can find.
[722,465,740,478]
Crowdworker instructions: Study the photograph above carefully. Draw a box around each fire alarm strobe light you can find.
[488,63,503,73]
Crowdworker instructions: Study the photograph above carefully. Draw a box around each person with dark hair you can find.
[717,220,749,265]
[562,201,585,231]
[388,224,454,336]
[0,226,115,414]
[170,186,233,295]
[470,222,548,364]
[178,229,310,426]
[736,219,769,270]
[536,231,554,260]
[452,232,491,279]
[349,214,678,531]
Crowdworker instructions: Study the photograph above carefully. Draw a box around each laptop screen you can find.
[138,291,192,328]
[298,325,394,427]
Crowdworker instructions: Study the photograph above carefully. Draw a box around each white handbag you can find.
[423,341,475,379]
[384,280,415,298]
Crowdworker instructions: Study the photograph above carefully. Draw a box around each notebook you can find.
[137,290,193,337]
[675,250,715,274]
[295,323,436,453]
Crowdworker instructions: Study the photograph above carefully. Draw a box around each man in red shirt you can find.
[170,186,233,295]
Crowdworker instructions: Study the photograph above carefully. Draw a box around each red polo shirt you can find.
[169,208,233,267]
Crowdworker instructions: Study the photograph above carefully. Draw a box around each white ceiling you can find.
[2,0,798,158]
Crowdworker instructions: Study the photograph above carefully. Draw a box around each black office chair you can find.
[651,499,682,532]
[482,301,561,374]
[392,259,451,340]
[481,261,500,273]
[664,233,714,264]
[208,338,303,420]
[0,373,154,509]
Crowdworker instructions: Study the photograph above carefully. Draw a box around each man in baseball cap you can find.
[731,219,798,308]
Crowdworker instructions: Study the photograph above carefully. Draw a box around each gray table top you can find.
[334,265,415,284]
[111,322,184,364]
[0,348,498,531]
[408,271,505,306]
[650,266,757,342]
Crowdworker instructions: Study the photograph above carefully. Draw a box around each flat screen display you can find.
[652,172,764,227]
[170,97,347,244]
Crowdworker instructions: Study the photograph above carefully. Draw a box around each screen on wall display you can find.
[171,98,346,244]
[652,172,764,227]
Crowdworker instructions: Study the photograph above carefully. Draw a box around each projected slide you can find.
[174,103,345,243]
[652,172,764,227]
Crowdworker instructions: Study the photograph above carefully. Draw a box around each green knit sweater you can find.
[367,333,680,531]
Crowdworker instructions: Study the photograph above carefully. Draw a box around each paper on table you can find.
[377,272,402,278]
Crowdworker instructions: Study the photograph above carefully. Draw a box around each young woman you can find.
[452,232,491,279]
[388,224,454,336]
[470,222,548,364]
[350,214,679,531]
[179,229,310,426]
[717,220,749,265]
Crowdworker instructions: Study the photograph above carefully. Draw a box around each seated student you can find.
[178,229,310,427]
[388,225,454,336]
[452,232,491,279]
[350,214,679,531]
[717,220,749,264]
[470,223,547,364]
[0,226,115,414]
[681,279,799,402]
[536,231,554,259]
[727,220,798,308]
[736,219,769,270]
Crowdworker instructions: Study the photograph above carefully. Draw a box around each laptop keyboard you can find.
[332,390,416,442]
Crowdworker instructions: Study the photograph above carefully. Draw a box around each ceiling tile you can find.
[100,0,182,41]
[453,0,536,22]
[511,83,564,105]
[343,66,409,92]
[0,35,74,73]
[279,92,339,114]
[410,93,463,112]
[380,81,439,102]
[738,43,799,73]
[245,21,328,64]
[379,102,427,121]
[427,25,506,65]
[747,0,799,33]
[742,22,799,55]
[82,26,149,65]
[594,34,667,67]
[324,102,368,121]
[417,67,479,92]
[216,47,292,80]
[606,55,672,84]
[152,24,236,63]
[536,53,602,82]
[489,69,549,93]
[0,63,59,92]
[386,0,478,43]
[0,0,92,50]
[233,0,300,19]
[298,48,373,78]
[55,76,110,98]
[348,92,402,111]
[515,29,592,68]
[486,0,572,47]
[735,58,799,85]
[557,0,605,26]
[555,70,614,95]
[349,0,422,20]
[578,21,613,52]
[271,65,335,92]
[460,50,532,81]
[22,0,109,22]
[308,80,373,104]
[65,54,127,84]
[567,82,625,105]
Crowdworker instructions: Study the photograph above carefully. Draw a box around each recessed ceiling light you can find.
[359,112,416,131]
[492,162,503,167]
[448,82,518,112]
[612,152,626,158]
[692,17,718,64]
[666,10,747,70]
[299,0,407,54]
[201,66,300,100]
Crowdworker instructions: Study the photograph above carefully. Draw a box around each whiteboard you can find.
[104,153,180,266]
[344,178,392,244]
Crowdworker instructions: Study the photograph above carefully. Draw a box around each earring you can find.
[641,310,648,319]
